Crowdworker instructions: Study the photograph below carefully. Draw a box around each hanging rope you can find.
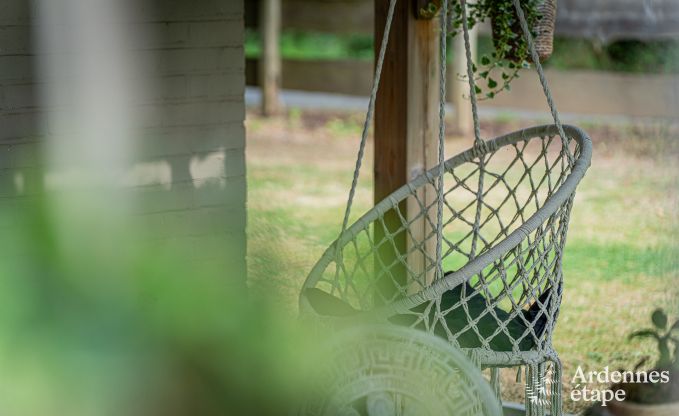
[435,0,448,281]
[459,0,487,262]
[511,0,574,165]
[333,0,398,262]
[459,0,482,147]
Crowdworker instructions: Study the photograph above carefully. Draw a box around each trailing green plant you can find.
[447,0,543,100]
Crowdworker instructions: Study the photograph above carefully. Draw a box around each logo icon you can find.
[526,368,552,406]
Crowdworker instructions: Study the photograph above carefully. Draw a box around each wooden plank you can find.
[374,0,409,298]
[260,0,281,115]
[406,10,440,289]
[374,0,440,298]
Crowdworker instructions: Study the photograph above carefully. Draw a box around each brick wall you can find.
[0,0,247,283]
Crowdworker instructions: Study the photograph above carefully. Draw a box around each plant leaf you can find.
[670,319,679,332]
[629,329,660,341]
[480,55,491,65]
[487,78,497,89]
[474,85,482,94]
[652,308,668,330]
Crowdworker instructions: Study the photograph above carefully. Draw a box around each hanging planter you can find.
[449,0,557,99]
[490,0,556,62]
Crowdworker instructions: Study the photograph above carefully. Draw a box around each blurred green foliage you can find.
[246,29,374,61]
[603,39,679,73]
[245,29,679,74]
[0,196,321,416]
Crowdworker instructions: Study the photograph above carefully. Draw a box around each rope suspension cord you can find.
[456,0,573,165]
[510,0,574,165]
[459,0,486,263]
[332,0,398,272]
[329,0,576,294]
[459,0,482,147]
[332,0,451,283]
[435,0,448,282]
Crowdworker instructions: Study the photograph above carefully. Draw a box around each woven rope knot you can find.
[471,140,489,159]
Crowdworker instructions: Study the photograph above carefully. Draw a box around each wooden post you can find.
[450,15,477,136]
[374,0,441,298]
[260,0,281,116]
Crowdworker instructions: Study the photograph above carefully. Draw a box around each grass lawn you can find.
[246,110,679,413]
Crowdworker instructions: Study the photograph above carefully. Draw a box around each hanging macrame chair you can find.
[299,0,592,414]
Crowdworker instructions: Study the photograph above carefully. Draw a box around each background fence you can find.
[245,0,679,119]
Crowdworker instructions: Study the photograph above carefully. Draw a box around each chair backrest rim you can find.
[300,124,593,317]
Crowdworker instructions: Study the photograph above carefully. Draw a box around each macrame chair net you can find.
[299,0,591,414]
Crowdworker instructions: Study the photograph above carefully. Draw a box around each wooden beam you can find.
[374,0,440,297]
[260,0,281,116]
[406,5,440,289]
